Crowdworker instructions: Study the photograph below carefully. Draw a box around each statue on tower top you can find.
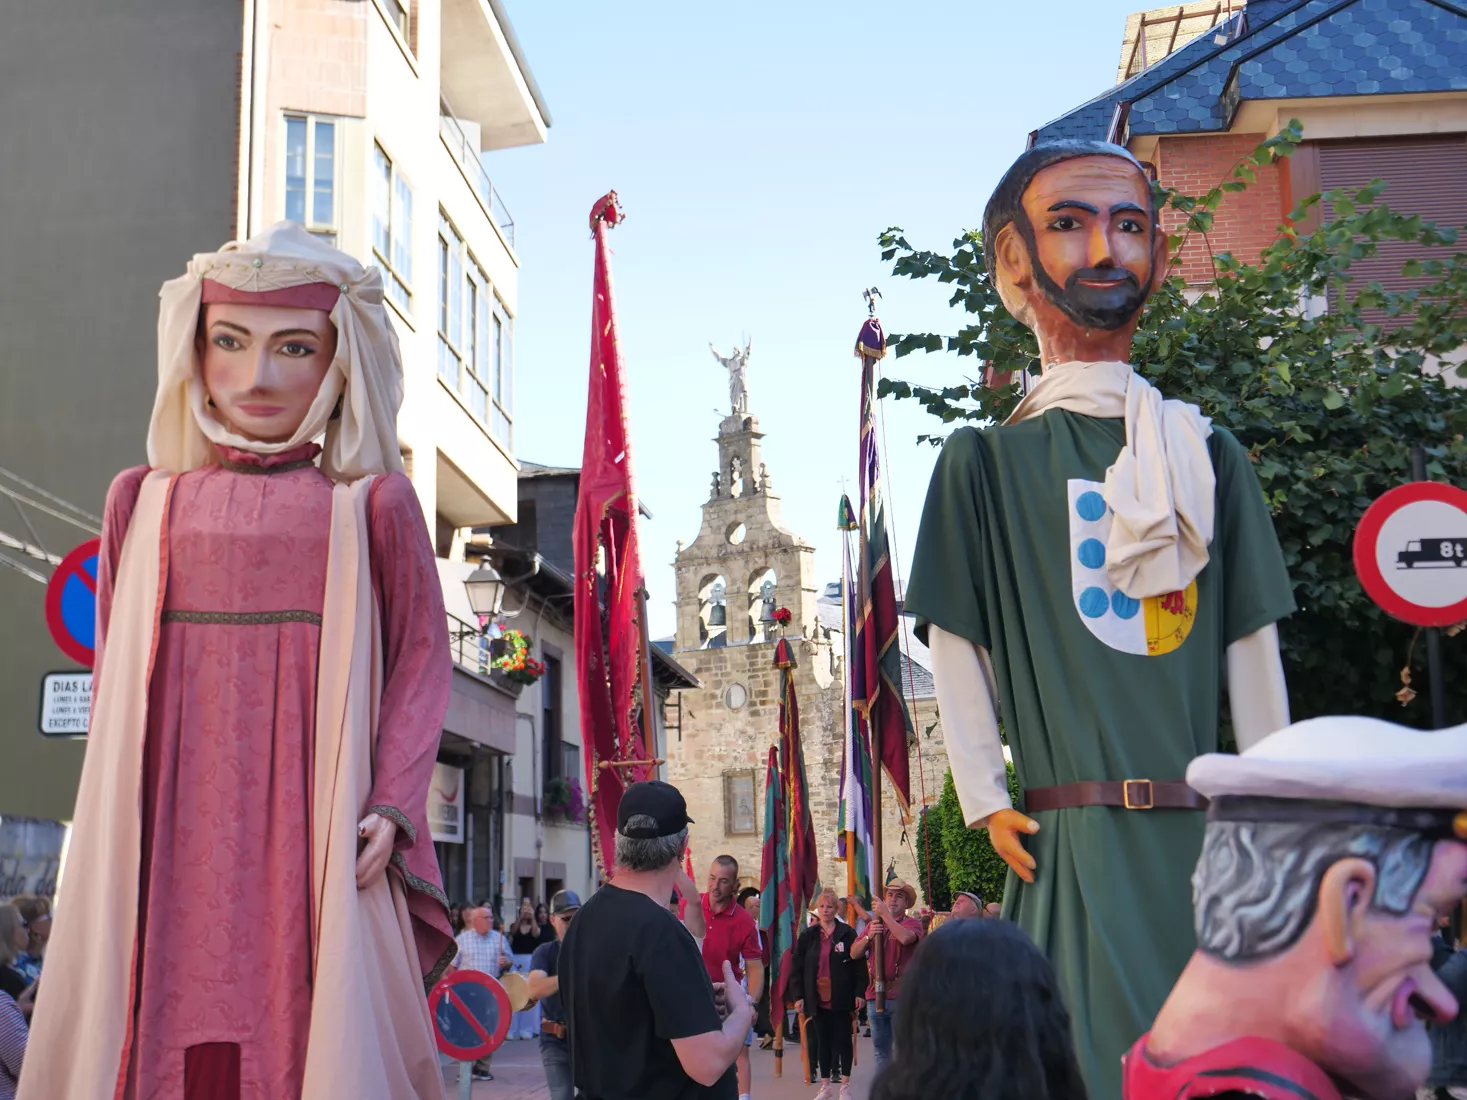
[709,338,751,416]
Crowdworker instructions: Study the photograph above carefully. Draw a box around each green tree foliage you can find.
[914,805,950,911]
[878,122,1467,726]
[937,765,1021,907]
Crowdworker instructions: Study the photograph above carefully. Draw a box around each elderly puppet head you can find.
[983,141,1166,364]
[1187,807,1467,1099]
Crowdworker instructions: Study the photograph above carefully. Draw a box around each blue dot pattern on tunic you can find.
[1078,587,1110,619]
[1111,591,1140,620]
[1075,491,1107,522]
[1077,538,1106,570]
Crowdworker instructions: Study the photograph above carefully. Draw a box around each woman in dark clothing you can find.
[535,903,557,945]
[790,888,867,1100]
[869,917,1088,1100]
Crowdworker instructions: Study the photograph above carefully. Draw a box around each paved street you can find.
[443,1033,878,1100]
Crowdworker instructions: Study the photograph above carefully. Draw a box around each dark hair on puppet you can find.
[869,918,1089,1100]
[982,140,1158,279]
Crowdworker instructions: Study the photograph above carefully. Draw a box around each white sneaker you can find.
[838,1084,854,1100]
[813,1084,835,1100]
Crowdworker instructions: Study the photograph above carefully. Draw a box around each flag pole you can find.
[634,584,658,773]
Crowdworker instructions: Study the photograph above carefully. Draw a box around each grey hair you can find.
[614,815,688,873]
[1193,820,1436,962]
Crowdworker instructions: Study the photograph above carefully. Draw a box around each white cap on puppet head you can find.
[1189,715,1467,817]
[148,221,405,481]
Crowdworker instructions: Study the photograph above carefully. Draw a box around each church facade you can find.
[663,358,949,902]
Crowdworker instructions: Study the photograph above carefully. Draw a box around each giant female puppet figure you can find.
[21,223,454,1100]
[904,142,1296,1100]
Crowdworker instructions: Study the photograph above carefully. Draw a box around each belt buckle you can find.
[1123,779,1154,810]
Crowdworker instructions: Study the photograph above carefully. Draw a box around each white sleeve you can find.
[1226,622,1290,752]
[928,624,1013,828]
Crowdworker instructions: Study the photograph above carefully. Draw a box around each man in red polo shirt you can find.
[703,855,764,1100]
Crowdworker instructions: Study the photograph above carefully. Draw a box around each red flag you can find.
[574,192,650,875]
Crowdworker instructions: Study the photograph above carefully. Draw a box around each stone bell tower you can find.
[666,351,841,889]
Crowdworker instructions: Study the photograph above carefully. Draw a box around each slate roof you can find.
[1036,0,1467,144]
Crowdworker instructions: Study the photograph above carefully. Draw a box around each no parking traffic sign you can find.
[1353,482,1467,628]
[44,538,101,667]
[428,970,511,1062]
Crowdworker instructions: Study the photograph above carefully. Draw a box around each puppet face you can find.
[199,302,337,443]
[1312,841,1467,1100]
[1009,155,1160,332]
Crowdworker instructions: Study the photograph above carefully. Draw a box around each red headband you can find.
[200,279,341,311]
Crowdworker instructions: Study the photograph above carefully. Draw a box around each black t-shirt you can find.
[511,924,541,955]
[0,965,26,1000]
[530,938,565,1036]
[538,922,558,946]
[561,883,736,1100]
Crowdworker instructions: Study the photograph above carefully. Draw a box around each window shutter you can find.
[1316,135,1467,326]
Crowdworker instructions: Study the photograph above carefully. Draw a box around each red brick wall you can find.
[1156,133,1286,285]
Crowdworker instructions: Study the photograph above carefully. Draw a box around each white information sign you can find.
[428,762,466,843]
[39,671,92,736]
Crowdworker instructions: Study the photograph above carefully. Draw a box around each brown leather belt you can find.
[541,1019,567,1040]
[1024,780,1207,813]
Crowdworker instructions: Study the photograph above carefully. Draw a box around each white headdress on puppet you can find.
[148,221,405,481]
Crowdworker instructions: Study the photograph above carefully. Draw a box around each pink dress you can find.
[98,445,453,1100]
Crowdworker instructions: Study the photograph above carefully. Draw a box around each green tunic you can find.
[904,410,1293,1100]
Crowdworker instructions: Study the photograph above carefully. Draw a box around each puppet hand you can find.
[985,808,1039,884]
[356,813,398,889]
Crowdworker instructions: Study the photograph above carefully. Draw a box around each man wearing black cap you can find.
[561,780,753,1100]
[528,889,581,1100]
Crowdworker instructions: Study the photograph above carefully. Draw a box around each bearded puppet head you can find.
[983,141,1167,341]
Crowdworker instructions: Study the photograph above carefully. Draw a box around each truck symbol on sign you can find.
[1397,538,1467,568]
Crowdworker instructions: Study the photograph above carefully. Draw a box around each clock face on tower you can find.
[724,683,748,710]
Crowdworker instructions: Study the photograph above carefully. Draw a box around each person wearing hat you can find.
[951,891,985,920]
[851,878,924,1067]
[561,781,753,1099]
[527,890,582,1100]
[1123,716,1467,1100]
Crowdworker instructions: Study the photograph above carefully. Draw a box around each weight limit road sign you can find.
[1353,481,1467,628]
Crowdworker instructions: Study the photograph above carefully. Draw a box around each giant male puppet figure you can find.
[904,140,1295,1099]
[21,224,454,1100]
[1125,716,1467,1100]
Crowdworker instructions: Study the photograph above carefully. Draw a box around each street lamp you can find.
[464,562,507,619]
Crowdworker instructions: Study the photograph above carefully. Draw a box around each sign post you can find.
[38,671,92,737]
[1352,459,1467,729]
[428,970,511,1099]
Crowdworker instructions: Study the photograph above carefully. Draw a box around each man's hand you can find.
[794,999,804,1016]
[356,813,398,889]
[871,898,890,921]
[985,808,1040,884]
[855,997,865,1011]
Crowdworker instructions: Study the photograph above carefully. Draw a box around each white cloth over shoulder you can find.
[1007,360,1214,599]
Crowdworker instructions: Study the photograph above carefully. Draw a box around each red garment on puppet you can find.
[101,447,452,1100]
[1122,1034,1344,1100]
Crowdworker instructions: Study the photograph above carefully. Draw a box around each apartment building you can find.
[0,0,549,901]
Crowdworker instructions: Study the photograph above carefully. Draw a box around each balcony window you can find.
[437,210,494,429]
[284,115,337,245]
[372,143,413,312]
[490,305,513,446]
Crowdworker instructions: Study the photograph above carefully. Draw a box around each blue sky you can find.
[490,1,1151,637]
